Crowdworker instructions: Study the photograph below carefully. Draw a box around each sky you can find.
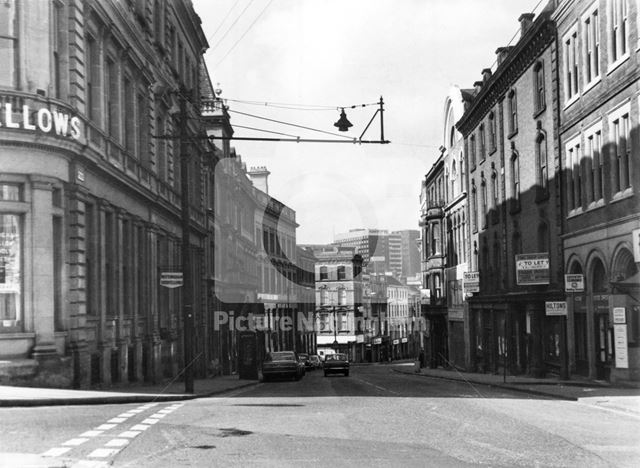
[192,0,543,244]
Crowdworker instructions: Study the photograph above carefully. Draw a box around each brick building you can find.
[456,5,564,376]
[554,0,640,383]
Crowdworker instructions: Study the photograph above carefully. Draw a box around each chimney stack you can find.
[248,166,270,194]
[519,13,535,35]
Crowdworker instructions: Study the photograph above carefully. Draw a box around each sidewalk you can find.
[393,364,640,411]
[0,375,260,407]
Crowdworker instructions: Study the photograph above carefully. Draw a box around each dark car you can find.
[262,351,304,382]
[323,353,350,377]
[298,353,312,370]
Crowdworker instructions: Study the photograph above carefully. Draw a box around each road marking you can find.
[129,409,144,413]
[80,430,104,438]
[157,409,173,414]
[105,438,129,447]
[150,413,167,418]
[88,448,120,458]
[42,447,72,457]
[108,417,127,423]
[118,431,141,438]
[353,377,400,395]
[118,412,136,418]
[142,418,160,424]
[71,460,110,467]
[96,424,117,430]
[130,424,151,431]
[62,438,89,446]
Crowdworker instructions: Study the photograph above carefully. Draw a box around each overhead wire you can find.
[211,0,274,70]
[224,98,380,111]
[205,0,240,46]
[231,124,300,138]
[208,0,256,55]
[228,108,354,139]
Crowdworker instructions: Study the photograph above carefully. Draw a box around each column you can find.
[30,178,57,359]
[97,200,112,385]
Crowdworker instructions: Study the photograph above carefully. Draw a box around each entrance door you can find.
[594,313,611,380]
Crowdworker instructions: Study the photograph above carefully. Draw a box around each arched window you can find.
[511,150,520,205]
[481,175,488,229]
[536,131,548,192]
[533,61,545,112]
[471,181,478,232]
[488,111,497,152]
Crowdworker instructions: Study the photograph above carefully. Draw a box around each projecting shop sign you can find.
[463,271,480,293]
[545,301,567,316]
[516,253,550,285]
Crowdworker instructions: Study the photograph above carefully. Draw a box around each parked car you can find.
[298,353,311,370]
[308,354,322,370]
[262,351,304,382]
[323,353,350,377]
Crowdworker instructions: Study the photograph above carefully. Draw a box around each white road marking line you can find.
[130,424,150,431]
[70,460,110,468]
[142,418,160,424]
[118,412,136,418]
[353,377,401,395]
[62,438,90,446]
[105,438,129,448]
[150,413,167,418]
[80,430,104,437]
[140,403,158,408]
[108,417,127,423]
[129,409,144,413]
[88,448,120,458]
[96,424,117,430]
[157,409,173,414]
[42,447,72,457]
[118,431,142,438]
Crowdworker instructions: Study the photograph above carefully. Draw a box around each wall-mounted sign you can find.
[160,271,183,288]
[613,324,629,368]
[1,102,82,140]
[401,337,408,343]
[613,307,626,324]
[564,274,584,292]
[516,253,550,285]
[463,271,480,293]
[393,339,399,345]
[373,337,382,345]
[545,301,567,316]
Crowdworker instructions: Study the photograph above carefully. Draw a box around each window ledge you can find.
[583,76,601,95]
[585,199,606,212]
[507,129,519,139]
[607,54,630,75]
[533,105,547,119]
[564,95,580,110]
[567,207,584,219]
[611,187,634,203]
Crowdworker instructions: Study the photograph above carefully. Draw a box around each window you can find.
[481,176,487,229]
[563,27,579,101]
[338,312,348,332]
[536,132,548,193]
[53,1,64,98]
[338,288,346,306]
[508,89,518,135]
[137,92,149,166]
[471,181,478,232]
[319,266,328,281]
[491,170,499,211]
[337,265,346,280]
[608,0,628,64]
[85,35,100,124]
[106,57,120,140]
[479,124,486,161]
[0,0,18,87]
[319,313,330,333]
[585,122,603,202]
[469,135,476,167]
[0,214,22,331]
[0,183,22,201]
[156,115,166,181]
[489,112,497,152]
[609,104,631,193]
[583,4,600,85]
[566,136,582,210]
[534,61,545,112]
[123,76,135,153]
[511,151,520,203]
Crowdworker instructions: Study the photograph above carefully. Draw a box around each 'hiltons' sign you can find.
[0,102,82,140]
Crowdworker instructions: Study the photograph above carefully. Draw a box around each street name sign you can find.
[545,301,567,316]
[160,271,183,288]
[516,253,550,285]
[564,274,584,292]
[463,271,480,293]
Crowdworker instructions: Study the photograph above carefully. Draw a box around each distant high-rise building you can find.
[390,230,421,280]
[333,228,389,271]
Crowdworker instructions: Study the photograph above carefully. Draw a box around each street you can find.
[1,363,639,467]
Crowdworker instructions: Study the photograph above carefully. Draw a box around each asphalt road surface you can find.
[1,363,639,467]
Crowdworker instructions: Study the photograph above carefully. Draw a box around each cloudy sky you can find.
[192,0,542,244]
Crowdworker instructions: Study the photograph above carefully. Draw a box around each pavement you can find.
[1,362,639,414]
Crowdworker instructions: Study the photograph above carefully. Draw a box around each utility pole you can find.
[179,90,194,394]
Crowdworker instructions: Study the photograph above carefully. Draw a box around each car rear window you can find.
[266,352,295,362]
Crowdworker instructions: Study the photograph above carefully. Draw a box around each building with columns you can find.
[0,0,214,387]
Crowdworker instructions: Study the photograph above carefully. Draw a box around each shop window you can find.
[0,214,22,331]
